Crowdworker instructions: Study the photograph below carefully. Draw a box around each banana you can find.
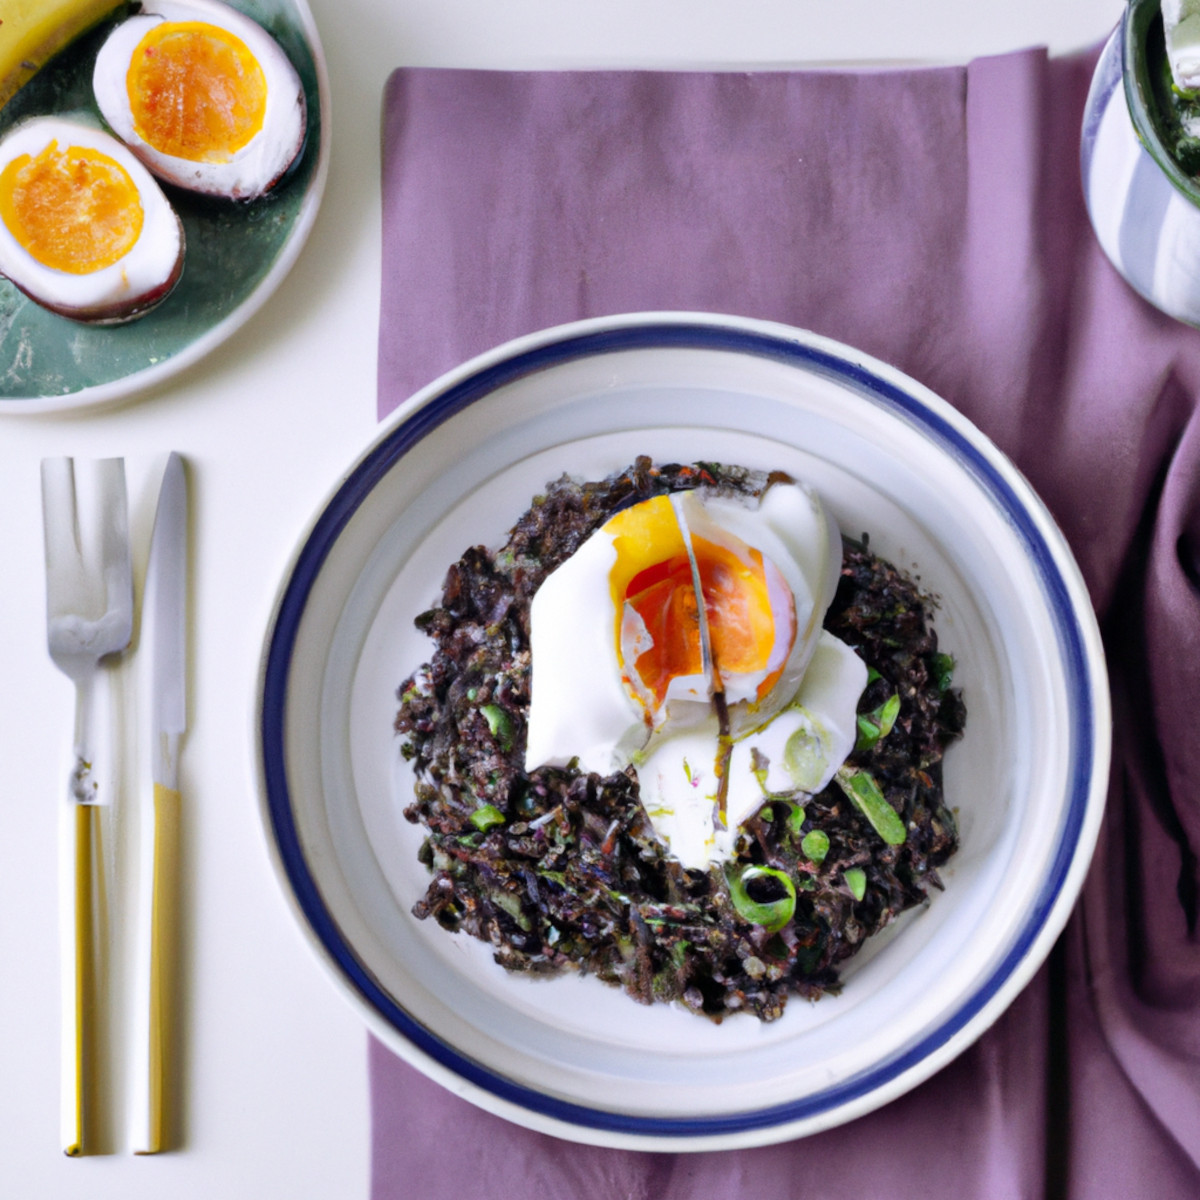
[0,0,126,110]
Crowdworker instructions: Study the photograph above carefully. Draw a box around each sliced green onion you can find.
[856,692,901,750]
[844,867,867,901]
[932,652,956,693]
[489,887,530,929]
[836,767,907,845]
[786,803,807,837]
[801,828,830,864]
[480,703,513,750]
[726,865,796,932]
[470,803,506,832]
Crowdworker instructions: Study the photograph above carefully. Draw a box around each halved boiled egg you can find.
[92,0,306,200]
[524,478,867,869]
[0,116,184,323]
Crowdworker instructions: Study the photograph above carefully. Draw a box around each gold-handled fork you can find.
[41,457,133,1157]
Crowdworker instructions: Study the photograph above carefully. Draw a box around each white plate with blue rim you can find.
[256,311,1110,1149]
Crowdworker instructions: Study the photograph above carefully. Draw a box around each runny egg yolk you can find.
[0,141,143,273]
[126,21,267,163]
[604,494,796,716]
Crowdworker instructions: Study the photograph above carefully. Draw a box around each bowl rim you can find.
[255,311,1111,1149]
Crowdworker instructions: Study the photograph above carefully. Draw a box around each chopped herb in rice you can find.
[395,457,965,1021]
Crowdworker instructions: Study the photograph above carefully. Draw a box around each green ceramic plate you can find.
[0,0,328,413]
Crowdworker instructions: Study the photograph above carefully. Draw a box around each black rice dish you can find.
[395,458,965,1022]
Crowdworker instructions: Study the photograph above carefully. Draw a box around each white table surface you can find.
[0,0,1123,1195]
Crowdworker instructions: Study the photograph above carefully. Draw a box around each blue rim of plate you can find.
[259,317,1103,1140]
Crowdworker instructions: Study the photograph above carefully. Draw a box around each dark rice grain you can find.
[395,458,965,1022]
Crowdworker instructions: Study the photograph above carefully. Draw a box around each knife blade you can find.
[149,452,187,790]
[132,452,187,1154]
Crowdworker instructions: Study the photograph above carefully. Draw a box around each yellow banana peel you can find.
[0,0,125,111]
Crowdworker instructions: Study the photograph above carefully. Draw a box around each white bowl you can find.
[256,312,1110,1150]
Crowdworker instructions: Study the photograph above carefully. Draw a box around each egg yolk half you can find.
[0,141,143,273]
[604,495,796,714]
[127,21,267,163]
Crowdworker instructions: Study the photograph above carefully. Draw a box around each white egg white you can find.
[634,631,866,870]
[727,632,868,802]
[93,0,306,200]
[523,479,867,870]
[524,526,640,776]
[0,116,184,323]
[633,717,736,867]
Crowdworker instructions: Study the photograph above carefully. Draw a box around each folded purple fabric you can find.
[373,47,1200,1199]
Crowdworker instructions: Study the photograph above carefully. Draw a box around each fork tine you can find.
[41,458,82,594]
[41,459,133,637]
[95,459,133,639]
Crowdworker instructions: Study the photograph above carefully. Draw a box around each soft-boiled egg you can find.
[92,0,306,200]
[0,116,183,322]
[524,478,867,869]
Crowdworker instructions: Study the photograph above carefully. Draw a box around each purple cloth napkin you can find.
[373,47,1200,1199]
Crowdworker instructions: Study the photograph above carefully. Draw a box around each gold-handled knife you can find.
[132,452,187,1154]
